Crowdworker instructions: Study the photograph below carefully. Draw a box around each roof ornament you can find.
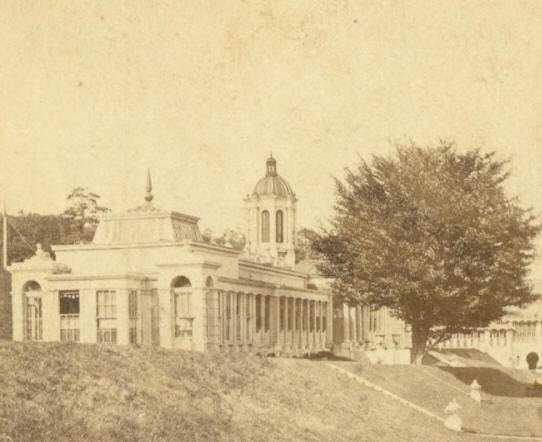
[145,168,153,202]
[266,154,277,176]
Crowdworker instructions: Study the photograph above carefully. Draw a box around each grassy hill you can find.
[0,341,539,442]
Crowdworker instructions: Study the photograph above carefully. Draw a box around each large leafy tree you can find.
[311,142,540,364]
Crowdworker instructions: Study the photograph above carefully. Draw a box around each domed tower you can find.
[244,155,297,268]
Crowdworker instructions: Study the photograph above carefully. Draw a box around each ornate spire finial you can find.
[145,168,153,202]
[266,155,277,176]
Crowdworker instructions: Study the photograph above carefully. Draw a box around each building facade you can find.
[436,295,542,369]
[9,160,332,355]
[8,156,541,367]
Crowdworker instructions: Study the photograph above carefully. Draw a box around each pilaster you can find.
[158,288,173,349]
[79,288,97,344]
[116,288,130,346]
[43,290,60,342]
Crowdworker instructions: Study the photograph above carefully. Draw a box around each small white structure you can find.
[469,379,482,403]
[444,399,462,432]
[9,159,333,355]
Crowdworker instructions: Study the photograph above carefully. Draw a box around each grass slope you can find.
[337,360,542,438]
[0,341,474,442]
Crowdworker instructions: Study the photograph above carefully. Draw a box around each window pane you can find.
[261,211,270,243]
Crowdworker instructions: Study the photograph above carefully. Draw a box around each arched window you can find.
[172,276,192,338]
[261,210,270,243]
[276,210,284,243]
[23,281,42,341]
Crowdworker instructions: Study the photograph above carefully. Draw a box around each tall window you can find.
[24,281,43,341]
[129,290,138,344]
[276,210,284,243]
[97,290,117,344]
[322,302,327,332]
[26,296,42,341]
[261,210,270,243]
[59,291,80,342]
[316,302,321,332]
[264,296,270,332]
[173,276,192,338]
[256,295,262,332]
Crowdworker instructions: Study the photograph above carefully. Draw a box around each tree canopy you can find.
[311,142,540,364]
[62,187,110,243]
[0,188,110,267]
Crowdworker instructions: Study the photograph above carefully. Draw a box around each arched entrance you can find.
[526,352,539,370]
[171,276,192,350]
[23,281,42,341]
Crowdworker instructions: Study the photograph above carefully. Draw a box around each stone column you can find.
[283,296,289,351]
[260,295,264,347]
[316,302,321,348]
[251,294,256,349]
[232,292,238,350]
[273,296,280,350]
[343,303,350,344]
[326,298,333,347]
[239,293,245,349]
[292,298,298,351]
[320,302,325,348]
[356,305,362,343]
[309,301,315,350]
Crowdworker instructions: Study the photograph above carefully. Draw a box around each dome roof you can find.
[252,156,295,198]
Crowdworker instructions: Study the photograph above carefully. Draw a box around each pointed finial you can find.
[266,154,277,176]
[145,168,153,202]
[270,151,273,159]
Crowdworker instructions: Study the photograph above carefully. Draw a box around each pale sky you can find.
[1,1,541,270]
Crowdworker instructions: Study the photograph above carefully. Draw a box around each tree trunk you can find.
[410,326,428,365]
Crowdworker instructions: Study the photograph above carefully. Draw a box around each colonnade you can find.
[338,304,408,350]
[439,320,542,350]
[209,290,330,354]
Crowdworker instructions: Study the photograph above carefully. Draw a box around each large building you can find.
[9,158,335,355]
[7,156,542,368]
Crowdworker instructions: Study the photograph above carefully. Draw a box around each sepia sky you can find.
[1,1,542,270]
